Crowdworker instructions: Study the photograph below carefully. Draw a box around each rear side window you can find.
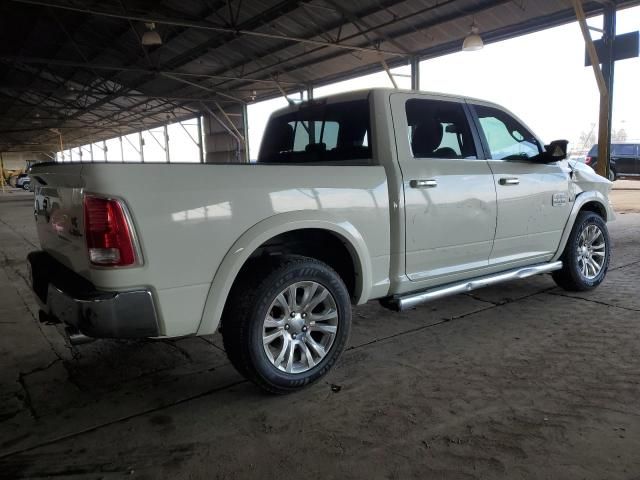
[258,100,371,164]
[475,105,541,160]
[405,99,476,159]
[612,144,637,156]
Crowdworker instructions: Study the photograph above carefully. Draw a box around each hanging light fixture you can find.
[462,22,484,51]
[141,22,162,46]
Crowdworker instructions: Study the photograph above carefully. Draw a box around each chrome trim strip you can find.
[396,261,562,311]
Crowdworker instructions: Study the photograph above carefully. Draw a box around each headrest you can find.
[411,118,443,158]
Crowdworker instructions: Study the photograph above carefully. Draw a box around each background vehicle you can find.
[27,89,614,393]
[15,173,31,190]
[586,143,640,181]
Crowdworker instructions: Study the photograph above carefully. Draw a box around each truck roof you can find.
[269,88,502,117]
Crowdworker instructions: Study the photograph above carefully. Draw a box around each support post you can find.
[139,131,144,162]
[572,0,614,179]
[410,56,420,91]
[197,116,204,163]
[0,152,6,193]
[164,125,170,163]
[599,3,616,180]
[241,104,250,163]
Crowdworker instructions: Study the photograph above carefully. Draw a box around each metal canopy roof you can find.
[1,0,638,152]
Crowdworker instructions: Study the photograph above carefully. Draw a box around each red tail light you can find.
[83,195,137,266]
[585,156,592,165]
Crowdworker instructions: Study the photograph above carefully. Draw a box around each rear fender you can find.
[196,211,372,335]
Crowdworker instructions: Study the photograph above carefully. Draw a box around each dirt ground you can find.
[610,180,640,213]
[1,186,640,480]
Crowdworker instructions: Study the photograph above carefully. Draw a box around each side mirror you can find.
[544,139,568,162]
[531,139,568,163]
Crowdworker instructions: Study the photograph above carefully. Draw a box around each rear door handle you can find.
[410,179,438,188]
[499,177,520,186]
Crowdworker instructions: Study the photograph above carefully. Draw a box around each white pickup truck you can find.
[28,88,613,393]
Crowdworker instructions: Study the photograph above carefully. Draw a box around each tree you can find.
[612,128,628,142]
[579,126,596,150]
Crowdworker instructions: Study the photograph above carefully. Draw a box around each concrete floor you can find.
[1,185,639,479]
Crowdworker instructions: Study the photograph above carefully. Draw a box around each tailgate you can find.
[31,163,90,276]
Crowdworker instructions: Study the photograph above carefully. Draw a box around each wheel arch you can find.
[196,211,372,335]
[551,191,612,262]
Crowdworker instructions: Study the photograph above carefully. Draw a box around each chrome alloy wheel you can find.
[576,224,606,280]
[262,281,339,374]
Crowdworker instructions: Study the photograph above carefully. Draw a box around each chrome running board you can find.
[391,261,563,311]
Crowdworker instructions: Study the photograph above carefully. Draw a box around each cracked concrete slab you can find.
[1,190,640,479]
[3,294,640,480]
[550,264,640,312]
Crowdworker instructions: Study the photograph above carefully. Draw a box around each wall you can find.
[1,151,50,172]
[202,104,248,163]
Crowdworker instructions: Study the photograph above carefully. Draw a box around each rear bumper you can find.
[27,251,160,339]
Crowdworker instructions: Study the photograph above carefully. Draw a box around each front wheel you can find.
[222,255,351,394]
[608,169,616,182]
[552,211,610,291]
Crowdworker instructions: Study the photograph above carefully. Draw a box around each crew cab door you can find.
[469,102,572,266]
[390,93,497,284]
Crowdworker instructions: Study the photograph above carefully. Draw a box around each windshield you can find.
[258,99,371,164]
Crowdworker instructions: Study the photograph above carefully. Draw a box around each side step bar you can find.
[386,261,563,311]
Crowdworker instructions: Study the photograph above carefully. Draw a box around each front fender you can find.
[196,210,373,335]
[551,190,614,262]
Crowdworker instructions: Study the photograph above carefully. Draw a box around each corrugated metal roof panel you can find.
[0,0,638,150]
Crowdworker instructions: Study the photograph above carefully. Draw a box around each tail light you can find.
[83,195,137,266]
[585,156,592,165]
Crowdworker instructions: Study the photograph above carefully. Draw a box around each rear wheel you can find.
[552,211,610,291]
[222,255,351,394]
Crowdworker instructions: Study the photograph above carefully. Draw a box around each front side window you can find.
[258,99,371,164]
[475,105,541,160]
[405,99,476,159]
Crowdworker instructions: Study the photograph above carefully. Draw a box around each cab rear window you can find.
[258,100,371,164]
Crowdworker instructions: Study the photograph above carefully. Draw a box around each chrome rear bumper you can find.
[28,251,160,340]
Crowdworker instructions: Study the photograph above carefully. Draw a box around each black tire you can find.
[222,255,352,394]
[552,211,610,291]
[608,169,616,182]
[23,182,31,191]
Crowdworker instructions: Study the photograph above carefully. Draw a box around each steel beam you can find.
[0,56,302,87]
[11,0,405,57]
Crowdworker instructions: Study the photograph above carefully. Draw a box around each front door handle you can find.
[499,177,520,186]
[410,179,438,188]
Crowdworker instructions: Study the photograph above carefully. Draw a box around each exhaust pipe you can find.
[65,326,95,346]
